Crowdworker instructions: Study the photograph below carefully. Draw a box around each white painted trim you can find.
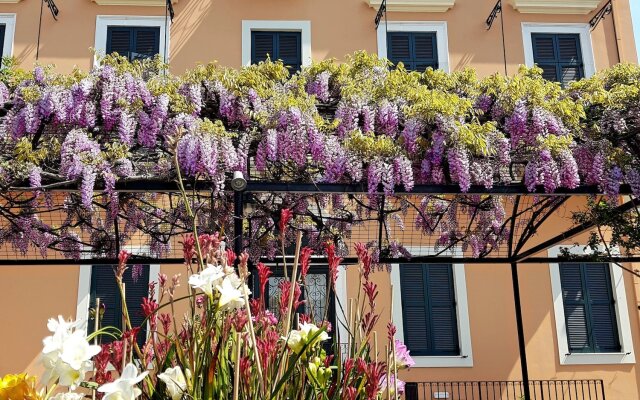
[390,247,473,367]
[334,265,349,348]
[76,249,160,335]
[521,23,596,77]
[377,21,450,73]
[0,14,16,59]
[241,20,312,68]
[548,246,635,365]
[94,15,170,67]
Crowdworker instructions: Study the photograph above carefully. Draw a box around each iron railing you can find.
[404,380,605,400]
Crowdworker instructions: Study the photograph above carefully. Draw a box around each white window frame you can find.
[241,20,312,68]
[376,21,450,73]
[390,247,473,367]
[0,14,16,59]
[76,248,160,334]
[521,23,596,78]
[548,245,635,365]
[94,15,170,66]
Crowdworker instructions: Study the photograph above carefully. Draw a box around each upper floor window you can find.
[387,32,438,72]
[377,22,450,73]
[251,31,302,72]
[242,21,312,71]
[94,16,169,66]
[399,263,459,356]
[88,264,151,346]
[559,263,620,353]
[107,26,160,62]
[0,14,16,63]
[531,33,584,85]
[522,23,595,83]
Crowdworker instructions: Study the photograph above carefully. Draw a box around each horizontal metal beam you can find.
[9,180,632,196]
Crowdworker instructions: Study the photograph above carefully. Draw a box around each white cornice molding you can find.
[507,0,600,14]
[0,0,21,3]
[92,0,176,6]
[367,0,456,13]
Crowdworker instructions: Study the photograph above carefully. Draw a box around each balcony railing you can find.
[404,380,605,400]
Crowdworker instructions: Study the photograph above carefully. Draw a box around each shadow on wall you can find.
[169,0,215,68]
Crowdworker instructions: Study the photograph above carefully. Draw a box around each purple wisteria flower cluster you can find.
[0,53,637,260]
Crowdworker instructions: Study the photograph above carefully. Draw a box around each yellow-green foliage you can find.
[344,130,400,160]
[454,121,500,157]
[14,137,60,165]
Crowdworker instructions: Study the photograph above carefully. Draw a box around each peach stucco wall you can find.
[0,0,636,74]
[0,0,639,397]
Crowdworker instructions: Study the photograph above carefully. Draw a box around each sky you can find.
[632,0,640,62]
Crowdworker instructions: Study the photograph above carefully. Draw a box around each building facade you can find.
[0,0,639,398]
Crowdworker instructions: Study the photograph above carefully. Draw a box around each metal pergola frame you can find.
[3,179,640,400]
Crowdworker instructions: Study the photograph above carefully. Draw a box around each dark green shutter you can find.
[0,24,6,66]
[89,264,150,346]
[560,263,620,353]
[251,31,302,72]
[107,27,160,62]
[400,264,459,356]
[531,33,584,86]
[387,32,438,72]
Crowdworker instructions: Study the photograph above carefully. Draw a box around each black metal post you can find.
[233,190,243,256]
[510,261,531,399]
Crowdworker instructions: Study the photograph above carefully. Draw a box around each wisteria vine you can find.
[0,53,638,260]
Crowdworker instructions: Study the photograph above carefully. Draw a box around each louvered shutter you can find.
[132,28,160,61]
[413,33,438,72]
[107,27,133,60]
[388,32,413,70]
[89,264,150,346]
[400,264,459,356]
[427,264,459,355]
[560,263,620,353]
[251,31,276,64]
[584,263,620,352]
[89,265,121,341]
[107,27,159,62]
[560,263,590,351]
[277,32,302,72]
[0,25,6,65]
[531,33,584,86]
[387,32,438,72]
[400,264,431,354]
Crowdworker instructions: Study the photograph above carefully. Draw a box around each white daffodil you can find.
[216,273,249,310]
[50,393,85,400]
[188,264,225,297]
[60,331,101,371]
[43,316,75,355]
[158,366,188,400]
[98,363,148,400]
[286,322,330,354]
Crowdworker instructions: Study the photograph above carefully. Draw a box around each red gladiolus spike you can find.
[278,280,302,318]
[256,262,272,298]
[118,249,130,266]
[299,247,314,278]
[324,242,343,288]
[362,281,378,308]
[182,234,196,263]
[344,387,358,400]
[226,248,237,266]
[298,313,311,325]
[387,322,397,341]
[278,208,293,236]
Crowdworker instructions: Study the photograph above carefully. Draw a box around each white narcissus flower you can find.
[98,363,148,400]
[216,273,249,310]
[158,366,188,400]
[188,264,225,296]
[60,331,101,370]
[50,392,85,400]
[286,322,330,354]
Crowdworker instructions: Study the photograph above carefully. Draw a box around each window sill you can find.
[0,0,21,3]
[507,0,600,14]
[92,0,176,6]
[412,355,473,368]
[560,352,636,365]
[367,0,456,13]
